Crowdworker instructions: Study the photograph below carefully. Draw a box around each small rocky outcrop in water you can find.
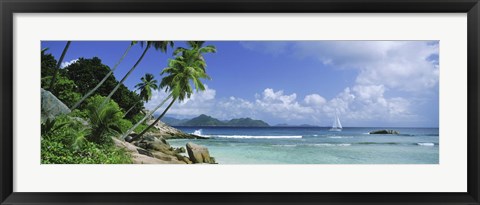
[369,129,400,134]
[186,142,216,164]
[41,88,70,122]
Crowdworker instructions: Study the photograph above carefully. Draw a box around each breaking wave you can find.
[417,142,436,146]
[214,135,303,139]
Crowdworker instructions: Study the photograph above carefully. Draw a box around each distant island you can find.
[274,123,320,127]
[161,114,270,127]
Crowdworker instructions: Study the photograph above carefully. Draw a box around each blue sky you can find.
[42,41,439,127]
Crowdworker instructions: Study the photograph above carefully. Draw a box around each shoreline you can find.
[166,127,439,164]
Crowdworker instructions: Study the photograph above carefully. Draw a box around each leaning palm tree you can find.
[131,47,215,141]
[123,73,158,117]
[70,42,135,110]
[101,41,174,107]
[173,41,216,73]
[121,42,216,141]
[41,47,49,56]
[49,41,71,92]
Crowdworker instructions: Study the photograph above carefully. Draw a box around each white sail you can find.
[330,114,342,131]
[335,115,342,129]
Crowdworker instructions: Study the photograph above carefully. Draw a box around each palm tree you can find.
[123,73,158,117]
[129,42,216,141]
[121,42,216,141]
[120,94,172,141]
[86,99,123,145]
[173,41,216,72]
[41,47,49,56]
[70,42,135,110]
[101,41,174,107]
[49,41,71,92]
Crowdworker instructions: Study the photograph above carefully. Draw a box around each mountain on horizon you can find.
[161,114,270,127]
[274,123,320,127]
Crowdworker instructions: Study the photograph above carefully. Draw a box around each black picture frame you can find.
[1,0,479,204]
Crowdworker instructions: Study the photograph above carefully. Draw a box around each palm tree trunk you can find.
[102,46,150,106]
[49,41,71,92]
[123,101,140,118]
[121,94,172,140]
[70,44,133,110]
[130,97,176,142]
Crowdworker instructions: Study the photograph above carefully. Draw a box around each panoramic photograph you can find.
[40,40,439,164]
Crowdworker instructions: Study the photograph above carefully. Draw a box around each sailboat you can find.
[329,114,342,131]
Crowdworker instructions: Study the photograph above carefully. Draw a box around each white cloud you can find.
[215,97,256,119]
[146,85,415,126]
[145,85,216,117]
[215,87,413,125]
[254,88,314,120]
[292,41,439,92]
[233,41,438,125]
[352,85,386,104]
[304,94,326,107]
[144,41,437,126]
[60,59,79,68]
[321,85,414,125]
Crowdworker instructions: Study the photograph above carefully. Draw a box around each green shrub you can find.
[70,109,89,119]
[42,75,82,108]
[85,95,124,144]
[134,123,148,133]
[41,114,132,164]
[130,113,145,124]
[118,119,133,133]
[42,115,89,150]
[41,118,67,137]
[42,140,132,164]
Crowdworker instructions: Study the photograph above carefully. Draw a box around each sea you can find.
[167,127,439,164]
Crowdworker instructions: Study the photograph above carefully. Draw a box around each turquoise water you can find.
[168,127,439,164]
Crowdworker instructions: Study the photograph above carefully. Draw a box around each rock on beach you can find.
[186,142,216,164]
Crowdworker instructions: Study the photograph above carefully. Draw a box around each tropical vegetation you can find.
[40,41,216,164]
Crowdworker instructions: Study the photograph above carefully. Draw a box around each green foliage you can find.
[85,95,124,144]
[130,113,146,124]
[41,50,82,107]
[160,41,215,101]
[41,118,67,137]
[113,86,143,119]
[134,42,216,140]
[134,123,149,133]
[41,52,58,82]
[128,113,149,133]
[42,75,81,109]
[41,113,132,164]
[64,57,143,118]
[135,73,158,103]
[139,41,174,53]
[42,140,132,164]
[64,57,112,94]
[118,119,134,133]
[70,109,89,119]
[42,115,90,150]
[51,76,81,107]
[125,113,149,133]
